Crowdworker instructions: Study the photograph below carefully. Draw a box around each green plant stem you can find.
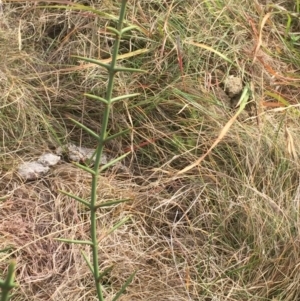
[90,1,128,300]
[0,261,16,301]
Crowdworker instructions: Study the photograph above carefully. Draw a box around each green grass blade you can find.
[72,55,111,70]
[265,90,291,106]
[111,271,136,301]
[113,67,146,73]
[95,198,132,209]
[121,25,138,34]
[72,162,96,175]
[106,26,121,36]
[99,152,130,172]
[58,190,90,208]
[55,238,93,246]
[111,93,140,103]
[104,129,130,143]
[81,251,94,274]
[69,118,99,140]
[233,85,250,111]
[84,93,109,105]
[107,216,131,236]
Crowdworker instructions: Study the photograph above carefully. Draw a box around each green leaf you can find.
[99,152,130,172]
[69,118,99,140]
[106,26,121,36]
[104,129,130,143]
[72,162,96,175]
[95,198,132,209]
[72,55,111,70]
[113,67,146,73]
[111,93,140,103]
[234,85,250,112]
[121,25,138,34]
[112,271,136,301]
[55,238,93,246]
[81,251,94,274]
[84,93,108,105]
[58,190,90,208]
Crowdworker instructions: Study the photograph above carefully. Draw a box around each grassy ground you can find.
[1,0,300,300]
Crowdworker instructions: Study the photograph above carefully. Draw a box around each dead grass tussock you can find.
[0,9,63,161]
[1,0,300,300]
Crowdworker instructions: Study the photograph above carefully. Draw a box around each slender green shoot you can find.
[55,1,143,300]
[0,261,17,301]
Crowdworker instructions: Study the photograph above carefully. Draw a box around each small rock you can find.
[37,153,61,166]
[18,162,50,181]
[224,75,243,98]
[56,143,108,165]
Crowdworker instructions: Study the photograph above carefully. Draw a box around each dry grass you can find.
[1,0,300,300]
